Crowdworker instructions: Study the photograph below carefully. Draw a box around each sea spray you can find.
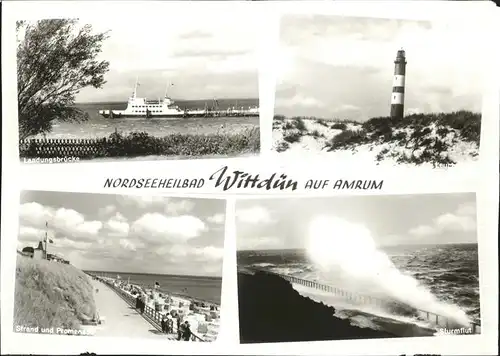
[304,215,471,327]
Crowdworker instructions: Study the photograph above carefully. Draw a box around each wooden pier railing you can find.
[248,266,481,334]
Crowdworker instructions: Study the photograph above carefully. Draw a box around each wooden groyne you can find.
[247,267,481,334]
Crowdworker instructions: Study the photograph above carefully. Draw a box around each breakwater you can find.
[246,266,481,334]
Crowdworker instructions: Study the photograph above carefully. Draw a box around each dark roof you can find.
[22,246,34,253]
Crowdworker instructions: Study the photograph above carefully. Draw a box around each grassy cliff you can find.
[273,111,480,167]
[14,255,97,331]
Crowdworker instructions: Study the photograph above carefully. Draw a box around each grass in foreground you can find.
[14,255,97,331]
[20,127,260,159]
[273,111,480,167]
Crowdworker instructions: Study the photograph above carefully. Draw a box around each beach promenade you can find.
[88,279,175,339]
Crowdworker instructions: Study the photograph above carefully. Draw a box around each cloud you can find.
[207,213,226,225]
[53,208,103,239]
[157,244,224,262]
[172,49,249,59]
[105,213,130,238]
[275,93,326,109]
[18,226,45,243]
[165,199,196,215]
[19,202,53,226]
[118,196,195,215]
[98,205,116,217]
[275,15,485,119]
[130,213,207,243]
[238,236,283,251]
[118,195,168,209]
[19,202,103,241]
[18,194,224,276]
[409,201,476,237]
[236,206,275,225]
[119,238,144,252]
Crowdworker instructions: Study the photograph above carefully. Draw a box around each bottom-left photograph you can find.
[13,190,226,341]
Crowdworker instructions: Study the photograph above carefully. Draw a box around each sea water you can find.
[36,99,259,139]
[237,243,480,328]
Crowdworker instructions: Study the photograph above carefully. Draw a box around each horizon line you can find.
[83,269,223,279]
[237,241,478,252]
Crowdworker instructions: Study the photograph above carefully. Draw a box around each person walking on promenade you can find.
[182,321,192,341]
[161,315,167,333]
[167,314,174,334]
[135,295,141,310]
[140,294,146,314]
[177,318,184,341]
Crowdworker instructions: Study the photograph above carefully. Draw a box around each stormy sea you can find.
[85,271,222,304]
[37,99,259,139]
[237,243,480,333]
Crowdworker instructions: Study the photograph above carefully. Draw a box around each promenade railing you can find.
[92,274,206,341]
[248,266,481,334]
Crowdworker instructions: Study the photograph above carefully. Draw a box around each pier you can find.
[246,266,481,334]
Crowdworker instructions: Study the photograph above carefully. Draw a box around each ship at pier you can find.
[98,80,259,119]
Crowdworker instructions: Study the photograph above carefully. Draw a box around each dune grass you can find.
[104,126,260,157]
[273,111,481,167]
[13,255,97,332]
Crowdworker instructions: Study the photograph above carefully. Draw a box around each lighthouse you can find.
[390,48,407,120]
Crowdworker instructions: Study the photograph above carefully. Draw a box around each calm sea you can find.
[37,99,259,139]
[86,271,222,304]
[237,243,480,325]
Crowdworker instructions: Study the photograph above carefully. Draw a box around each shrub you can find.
[293,117,307,132]
[275,142,290,152]
[330,122,347,130]
[283,132,302,144]
[316,119,328,127]
[309,130,324,138]
[19,128,260,159]
[326,130,368,151]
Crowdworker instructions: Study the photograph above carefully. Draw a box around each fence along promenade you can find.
[248,267,481,334]
[95,275,206,341]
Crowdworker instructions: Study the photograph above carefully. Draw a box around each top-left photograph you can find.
[16,14,260,164]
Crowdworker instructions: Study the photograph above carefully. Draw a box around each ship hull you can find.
[100,112,259,119]
[100,113,186,119]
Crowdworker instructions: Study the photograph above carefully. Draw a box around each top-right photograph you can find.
[272,15,484,169]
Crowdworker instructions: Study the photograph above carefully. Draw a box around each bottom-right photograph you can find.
[235,193,481,343]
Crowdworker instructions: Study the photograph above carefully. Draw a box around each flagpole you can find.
[45,221,48,259]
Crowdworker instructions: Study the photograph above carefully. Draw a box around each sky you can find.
[236,193,477,250]
[18,191,226,277]
[274,15,486,121]
[33,14,259,102]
